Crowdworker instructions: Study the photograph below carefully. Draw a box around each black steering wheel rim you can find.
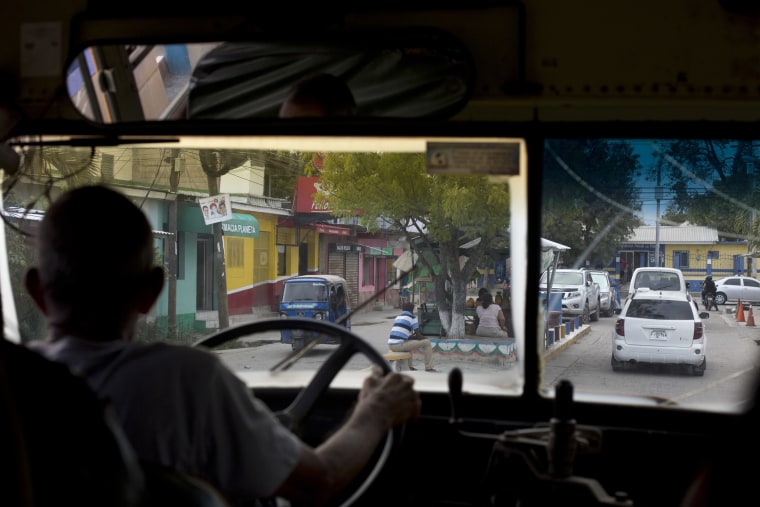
[194,318,402,506]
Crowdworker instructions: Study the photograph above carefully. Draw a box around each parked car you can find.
[539,268,601,323]
[626,266,699,308]
[612,289,709,376]
[713,276,760,305]
[587,270,617,317]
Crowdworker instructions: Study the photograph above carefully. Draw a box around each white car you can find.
[713,276,760,305]
[588,270,618,317]
[611,289,709,376]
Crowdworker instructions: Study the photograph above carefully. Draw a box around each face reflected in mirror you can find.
[278,73,357,118]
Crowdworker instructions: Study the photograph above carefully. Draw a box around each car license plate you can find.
[650,329,668,340]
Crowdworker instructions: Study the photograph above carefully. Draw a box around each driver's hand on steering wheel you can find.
[359,366,421,428]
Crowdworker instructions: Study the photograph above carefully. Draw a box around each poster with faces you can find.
[200,194,232,225]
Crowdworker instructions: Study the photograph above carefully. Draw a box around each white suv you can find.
[612,289,709,376]
[539,268,601,323]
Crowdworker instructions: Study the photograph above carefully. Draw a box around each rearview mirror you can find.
[65,29,475,124]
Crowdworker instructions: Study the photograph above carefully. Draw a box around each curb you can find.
[543,324,592,362]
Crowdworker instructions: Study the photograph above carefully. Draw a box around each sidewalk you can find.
[348,305,399,326]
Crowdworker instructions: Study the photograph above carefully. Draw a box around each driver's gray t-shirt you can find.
[30,337,302,505]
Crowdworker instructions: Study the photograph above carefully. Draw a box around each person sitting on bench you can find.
[388,302,436,372]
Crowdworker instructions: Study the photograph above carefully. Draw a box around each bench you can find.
[383,350,413,371]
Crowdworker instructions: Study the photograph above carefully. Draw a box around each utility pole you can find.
[655,162,662,267]
[167,150,182,341]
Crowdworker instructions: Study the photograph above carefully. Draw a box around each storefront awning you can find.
[222,213,260,238]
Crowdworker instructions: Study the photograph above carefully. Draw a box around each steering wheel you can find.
[194,317,404,506]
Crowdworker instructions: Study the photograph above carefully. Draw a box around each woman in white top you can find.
[475,293,510,338]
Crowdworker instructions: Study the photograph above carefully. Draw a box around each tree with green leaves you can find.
[542,139,642,267]
[316,152,510,339]
[657,140,760,244]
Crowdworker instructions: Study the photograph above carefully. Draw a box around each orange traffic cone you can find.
[737,299,746,323]
[747,306,756,327]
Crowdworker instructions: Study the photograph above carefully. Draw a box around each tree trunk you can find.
[434,240,466,339]
[434,236,491,340]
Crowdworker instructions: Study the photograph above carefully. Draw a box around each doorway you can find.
[196,235,214,311]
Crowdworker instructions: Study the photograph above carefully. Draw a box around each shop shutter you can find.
[345,252,359,307]
[328,251,360,308]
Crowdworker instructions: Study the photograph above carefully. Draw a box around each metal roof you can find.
[621,225,719,244]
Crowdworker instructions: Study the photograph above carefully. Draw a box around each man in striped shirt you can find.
[388,302,436,372]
